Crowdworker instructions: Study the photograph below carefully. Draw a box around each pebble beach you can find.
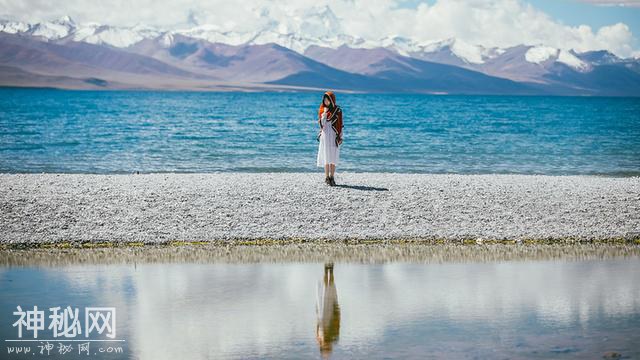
[1,172,638,245]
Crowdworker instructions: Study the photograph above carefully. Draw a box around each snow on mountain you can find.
[575,50,621,65]
[525,46,558,63]
[247,30,366,54]
[170,25,364,54]
[421,38,503,64]
[525,45,588,71]
[557,50,588,71]
[0,16,161,48]
[382,37,505,65]
[0,16,76,39]
[0,19,29,34]
[172,24,255,47]
[160,33,174,47]
[170,5,367,54]
[29,15,76,39]
[379,35,415,55]
[72,23,161,48]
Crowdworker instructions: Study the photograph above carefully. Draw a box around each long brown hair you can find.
[318,91,337,120]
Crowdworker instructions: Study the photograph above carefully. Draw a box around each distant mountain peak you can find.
[29,17,77,40]
[576,49,621,65]
[383,36,504,65]
[53,15,76,26]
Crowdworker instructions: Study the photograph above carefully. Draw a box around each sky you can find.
[1,0,639,58]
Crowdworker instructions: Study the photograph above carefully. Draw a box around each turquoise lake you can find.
[0,88,639,175]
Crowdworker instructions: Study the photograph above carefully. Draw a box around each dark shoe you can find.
[325,176,331,185]
[329,176,336,186]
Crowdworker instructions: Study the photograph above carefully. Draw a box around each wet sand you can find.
[1,172,639,245]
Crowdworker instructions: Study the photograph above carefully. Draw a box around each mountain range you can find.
[1,14,640,95]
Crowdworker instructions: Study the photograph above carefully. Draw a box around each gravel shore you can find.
[1,172,638,244]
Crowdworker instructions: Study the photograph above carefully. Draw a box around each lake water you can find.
[1,253,639,359]
[1,89,639,175]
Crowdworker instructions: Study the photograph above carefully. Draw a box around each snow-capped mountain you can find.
[71,23,161,48]
[1,14,639,95]
[0,19,29,34]
[0,16,161,48]
[29,15,77,39]
[4,14,633,70]
[381,36,506,66]
[170,6,369,54]
[1,16,77,40]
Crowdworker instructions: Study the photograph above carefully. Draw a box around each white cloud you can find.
[0,0,638,58]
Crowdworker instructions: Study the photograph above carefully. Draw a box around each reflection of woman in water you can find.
[316,262,340,359]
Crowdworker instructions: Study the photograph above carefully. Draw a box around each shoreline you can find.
[2,242,639,266]
[1,172,639,245]
[2,170,640,177]
[1,237,639,250]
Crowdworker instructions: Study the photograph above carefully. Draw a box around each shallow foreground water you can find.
[1,245,639,359]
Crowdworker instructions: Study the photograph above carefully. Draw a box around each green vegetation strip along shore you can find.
[1,236,639,251]
[1,240,639,266]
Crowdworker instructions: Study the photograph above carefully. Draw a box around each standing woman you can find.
[316,91,343,186]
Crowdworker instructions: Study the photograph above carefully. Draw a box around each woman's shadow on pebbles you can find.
[334,184,389,191]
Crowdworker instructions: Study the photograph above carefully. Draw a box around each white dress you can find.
[316,109,340,167]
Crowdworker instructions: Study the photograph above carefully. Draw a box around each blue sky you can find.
[395,0,640,53]
[526,0,639,35]
[399,0,640,36]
